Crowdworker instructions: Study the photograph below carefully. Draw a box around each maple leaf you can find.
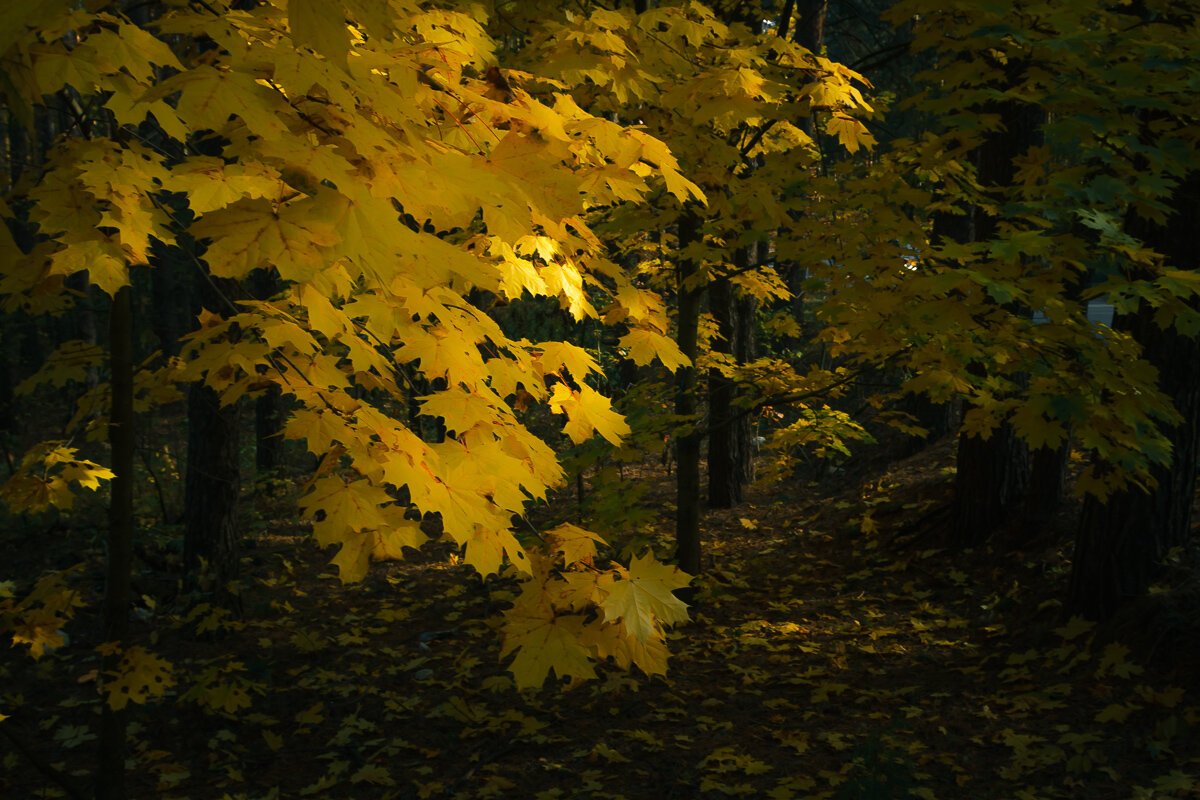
[15,340,106,396]
[619,328,691,371]
[419,390,503,436]
[289,0,351,70]
[824,112,876,154]
[501,604,596,689]
[370,514,426,562]
[191,196,342,282]
[48,240,130,297]
[102,646,175,711]
[1054,616,1096,641]
[600,552,691,642]
[462,524,527,578]
[298,476,397,581]
[156,64,289,140]
[534,341,601,382]
[581,620,670,676]
[549,383,631,445]
[545,522,607,565]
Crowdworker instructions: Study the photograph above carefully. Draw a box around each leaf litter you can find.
[2,438,1199,799]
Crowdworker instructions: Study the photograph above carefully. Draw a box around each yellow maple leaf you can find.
[289,0,351,70]
[191,196,342,282]
[462,524,527,578]
[545,522,606,565]
[163,157,284,215]
[48,239,129,297]
[370,514,425,563]
[298,476,393,559]
[600,552,691,642]
[162,65,289,141]
[1094,703,1139,724]
[419,390,502,437]
[15,340,105,396]
[619,328,690,371]
[549,383,631,445]
[396,326,485,384]
[501,604,595,689]
[535,341,601,382]
[1054,616,1096,641]
[581,619,670,676]
[824,112,876,154]
[102,646,175,711]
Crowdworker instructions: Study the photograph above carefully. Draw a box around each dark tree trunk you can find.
[184,381,241,605]
[1022,442,1068,526]
[952,422,1029,544]
[1068,312,1200,619]
[183,269,243,607]
[795,0,828,52]
[707,274,742,508]
[96,286,133,800]
[708,245,759,508]
[674,209,703,578]
[255,387,284,478]
[150,246,190,357]
[734,287,758,482]
[950,95,1041,545]
[251,270,284,477]
[1068,175,1200,620]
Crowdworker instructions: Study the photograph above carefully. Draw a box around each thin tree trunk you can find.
[96,286,133,800]
[734,286,758,483]
[674,209,703,578]
[184,382,241,607]
[707,272,741,508]
[251,270,284,478]
[1022,442,1068,526]
[950,95,1040,545]
[255,386,284,478]
[183,269,243,608]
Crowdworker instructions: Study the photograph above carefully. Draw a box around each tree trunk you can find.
[952,421,1029,544]
[255,386,284,478]
[1022,442,1068,526]
[183,263,243,607]
[950,95,1041,545]
[250,269,285,478]
[1068,174,1200,620]
[707,273,741,508]
[1068,312,1200,619]
[708,244,760,508]
[674,209,703,578]
[96,286,134,800]
[734,287,758,483]
[184,381,242,606]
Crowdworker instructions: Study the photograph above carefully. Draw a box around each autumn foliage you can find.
[2,0,1200,798]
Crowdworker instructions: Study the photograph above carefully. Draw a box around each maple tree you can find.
[0,3,704,789]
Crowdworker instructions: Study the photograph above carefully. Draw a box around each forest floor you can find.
[4,437,1200,800]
